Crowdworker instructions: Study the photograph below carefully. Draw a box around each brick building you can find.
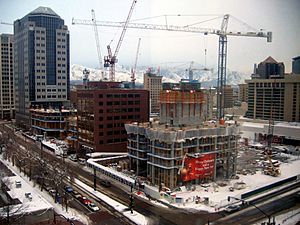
[73,81,149,154]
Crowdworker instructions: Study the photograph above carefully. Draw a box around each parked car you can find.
[100,180,111,187]
[68,154,77,162]
[49,189,56,197]
[229,187,235,192]
[65,186,74,193]
[225,204,240,213]
[79,196,92,205]
[87,202,100,212]
[78,158,86,165]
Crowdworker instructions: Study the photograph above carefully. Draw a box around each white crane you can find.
[131,38,141,88]
[103,0,137,81]
[72,14,272,118]
[91,9,104,80]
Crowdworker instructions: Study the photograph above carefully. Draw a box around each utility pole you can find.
[93,167,97,191]
[129,184,134,214]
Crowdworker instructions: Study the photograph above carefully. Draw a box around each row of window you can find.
[99,108,140,113]
[99,101,140,106]
[98,114,140,121]
[99,123,124,129]
[102,138,127,144]
[99,130,127,136]
[99,93,140,98]
[36,95,66,99]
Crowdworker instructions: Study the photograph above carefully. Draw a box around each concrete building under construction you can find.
[30,107,77,140]
[125,83,239,189]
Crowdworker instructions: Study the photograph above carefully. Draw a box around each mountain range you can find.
[71,64,250,88]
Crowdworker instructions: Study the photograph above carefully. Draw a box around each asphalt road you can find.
[213,191,300,225]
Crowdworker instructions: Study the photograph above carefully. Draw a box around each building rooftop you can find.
[262,56,278,64]
[293,56,300,60]
[29,6,60,17]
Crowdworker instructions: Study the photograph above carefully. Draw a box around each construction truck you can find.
[263,151,280,177]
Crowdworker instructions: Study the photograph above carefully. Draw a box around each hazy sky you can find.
[1,0,299,73]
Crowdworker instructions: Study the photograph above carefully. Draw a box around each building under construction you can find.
[30,107,77,141]
[125,84,239,189]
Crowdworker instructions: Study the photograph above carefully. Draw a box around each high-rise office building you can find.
[246,57,300,122]
[224,85,234,108]
[238,83,248,103]
[292,56,300,74]
[14,7,70,128]
[252,56,284,79]
[143,69,162,114]
[0,34,14,119]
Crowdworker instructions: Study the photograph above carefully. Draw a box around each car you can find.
[49,189,56,196]
[100,180,111,187]
[65,186,74,193]
[225,204,240,213]
[68,154,77,162]
[229,187,234,192]
[87,202,100,212]
[80,196,92,205]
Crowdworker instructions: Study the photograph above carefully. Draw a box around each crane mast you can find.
[104,0,137,81]
[91,9,104,80]
[131,38,141,88]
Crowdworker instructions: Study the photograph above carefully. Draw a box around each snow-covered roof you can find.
[0,175,53,217]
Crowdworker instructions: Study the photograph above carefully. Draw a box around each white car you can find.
[225,204,240,213]
[88,203,100,212]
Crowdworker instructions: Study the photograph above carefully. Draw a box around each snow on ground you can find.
[0,175,53,217]
[164,159,300,212]
[0,156,91,225]
[74,178,150,225]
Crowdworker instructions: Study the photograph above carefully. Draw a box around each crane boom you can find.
[91,9,104,79]
[113,0,137,58]
[131,38,141,88]
[72,18,272,41]
[105,0,137,81]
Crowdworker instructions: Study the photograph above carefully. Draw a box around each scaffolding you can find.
[126,121,239,189]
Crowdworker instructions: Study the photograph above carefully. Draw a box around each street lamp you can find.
[227,196,275,225]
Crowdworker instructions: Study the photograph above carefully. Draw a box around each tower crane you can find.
[131,38,141,88]
[91,9,104,80]
[103,0,137,81]
[72,14,272,119]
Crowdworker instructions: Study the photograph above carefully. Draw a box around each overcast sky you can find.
[1,0,299,73]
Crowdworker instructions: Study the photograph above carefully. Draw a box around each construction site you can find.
[125,84,240,189]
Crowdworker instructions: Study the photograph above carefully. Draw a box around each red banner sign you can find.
[181,153,215,182]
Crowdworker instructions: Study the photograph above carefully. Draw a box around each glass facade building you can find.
[14,7,70,128]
